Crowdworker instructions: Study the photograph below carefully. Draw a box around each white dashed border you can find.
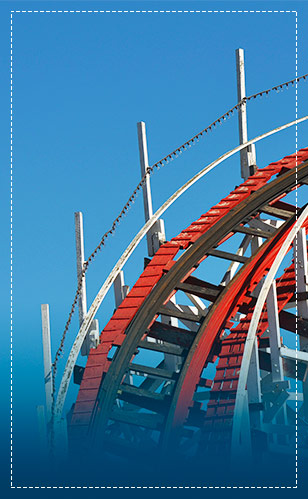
[10,9,299,489]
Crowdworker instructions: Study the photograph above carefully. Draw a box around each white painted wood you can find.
[137,121,153,222]
[267,281,284,382]
[247,338,261,403]
[55,116,308,422]
[280,347,308,363]
[74,212,87,325]
[294,228,308,419]
[137,121,166,256]
[286,392,304,401]
[114,270,129,308]
[40,304,53,421]
[236,48,256,180]
[247,337,262,431]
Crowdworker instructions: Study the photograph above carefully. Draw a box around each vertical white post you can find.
[294,228,308,420]
[267,282,284,382]
[236,48,256,180]
[137,121,165,257]
[74,212,87,326]
[247,338,262,430]
[114,270,130,308]
[75,212,99,356]
[41,304,53,421]
[137,121,153,223]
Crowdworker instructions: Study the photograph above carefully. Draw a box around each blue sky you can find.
[1,0,308,487]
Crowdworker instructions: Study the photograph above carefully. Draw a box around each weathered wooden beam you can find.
[207,248,248,264]
[128,362,177,380]
[158,305,202,323]
[139,338,184,356]
[148,320,196,349]
[176,276,222,302]
[279,310,308,338]
[261,204,295,220]
[117,384,169,413]
[235,225,270,238]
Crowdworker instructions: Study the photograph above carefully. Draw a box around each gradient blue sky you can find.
[1,0,308,488]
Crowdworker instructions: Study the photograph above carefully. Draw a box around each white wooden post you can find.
[267,282,284,382]
[114,270,129,308]
[41,304,53,421]
[294,228,308,420]
[266,281,288,438]
[74,212,87,325]
[137,121,165,256]
[236,48,256,180]
[75,212,99,356]
[247,338,262,430]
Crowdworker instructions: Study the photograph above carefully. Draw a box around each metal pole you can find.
[41,304,53,421]
[137,121,153,223]
[137,121,165,256]
[74,212,87,326]
[236,48,256,180]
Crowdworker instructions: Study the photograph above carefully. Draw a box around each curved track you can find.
[69,148,308,458]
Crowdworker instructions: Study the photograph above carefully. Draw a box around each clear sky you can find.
[1,0,308,486]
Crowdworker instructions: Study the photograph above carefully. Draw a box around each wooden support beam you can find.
[158,305,202,323]
[128,362,177,380]
[261,204,294,220]
[267,282,284,382]
[117,384,169,413]
[176,276,222,302]
[207,248,248,264]
[235,225,271,239]
[279,310,308,338]
[139,338,184,356]
[148,321,195,349]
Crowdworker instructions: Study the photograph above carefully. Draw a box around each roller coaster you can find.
[38,50,308,482]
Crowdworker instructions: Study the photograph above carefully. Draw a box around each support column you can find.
[41,304,53,422]
[294,228,308,421]
[236,48,257,180]
[74,212,87,325]
[114,270,130,308]
[75,212,99,356]
[247,338,262,430]
[137,121,165,256]
[267,282,284,382]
